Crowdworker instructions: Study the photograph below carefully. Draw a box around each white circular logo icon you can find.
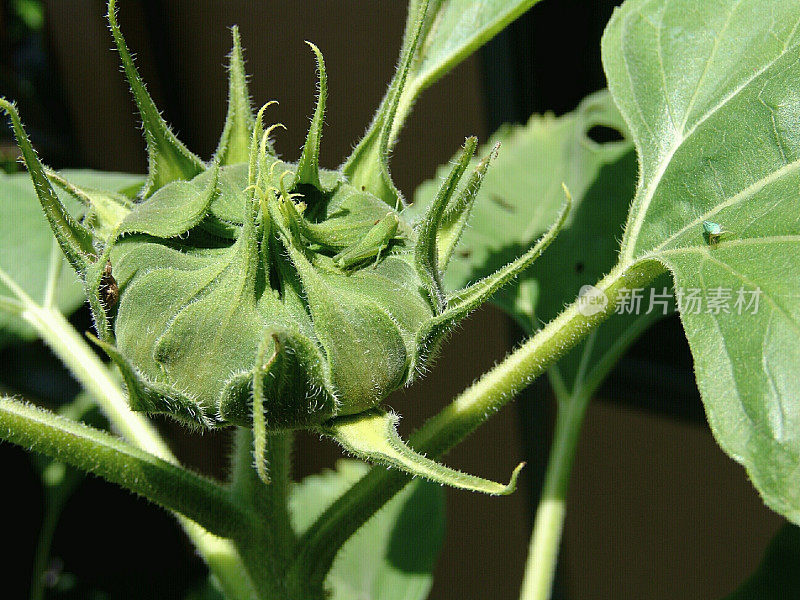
[576,285,608,317]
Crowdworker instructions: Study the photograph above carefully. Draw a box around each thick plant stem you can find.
[0,398,255,538]
[289,259,665,595]
[6,288,262,599]
[230,428,297,593]
[519,387,591,600]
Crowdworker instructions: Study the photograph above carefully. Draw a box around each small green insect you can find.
[333,213,400,269]
[702,220,729,247]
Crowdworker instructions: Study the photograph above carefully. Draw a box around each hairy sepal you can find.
[322,409,524,495]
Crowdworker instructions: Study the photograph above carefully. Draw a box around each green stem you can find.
[519,306,659,600]
[0,278,262,599]
[29,495,66,600]
[288,259,664,595]
[42,239,64,309]
[230,428,297,596]
[519,387,590,600]
[0,398,253,539]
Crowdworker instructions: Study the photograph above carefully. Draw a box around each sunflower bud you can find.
[1,0,570,494]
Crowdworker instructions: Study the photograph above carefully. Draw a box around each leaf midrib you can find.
[620,8,800,263]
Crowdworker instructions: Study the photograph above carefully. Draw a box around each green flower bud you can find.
[1,0,571,494]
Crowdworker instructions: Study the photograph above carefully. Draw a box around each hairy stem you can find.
[519,307,659,600]
[288,259,664,594]
[0,398,253,538]
[230,428,297,593]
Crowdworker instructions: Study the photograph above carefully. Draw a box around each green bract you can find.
[0,0,569,494]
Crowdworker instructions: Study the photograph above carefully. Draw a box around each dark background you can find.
[0,1,783,599]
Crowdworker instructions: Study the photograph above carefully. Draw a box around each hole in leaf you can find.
[586,125,624,144]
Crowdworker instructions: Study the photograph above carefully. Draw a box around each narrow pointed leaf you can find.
[0,99,94,273]
[436,143,499,271]
[603,0,800,522]
[108,0,204,195]
[215,26,255,166]
[296,42,327,189]
[322,409,523,495]
[411,193,569,372]
[343,0,428,207]
[412,91,647,395]
[445,190,570,319]
[415,137,477,311]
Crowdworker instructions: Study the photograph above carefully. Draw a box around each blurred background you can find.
[0,1,784,598]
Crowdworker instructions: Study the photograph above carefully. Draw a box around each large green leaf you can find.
[723,524,800,599]
[0,170,143,343]
[392,0,544,140]
[412,91,650,392]
[291,460,445,600]
[603,0,800,521]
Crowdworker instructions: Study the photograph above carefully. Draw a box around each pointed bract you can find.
[46,170,132,242]
[248,103,280,189]
[215,26,256,166]
[296,42,327,190]
[0,99,94,274]
[89,333,214,429]
[323,410,524,495]
[119,164,219,238]
[413,187,572,371]
[342,0,430,208]
[413,186,572,376]
[415,137,477,312]
[108,0,204,196]
[437,142,500,271]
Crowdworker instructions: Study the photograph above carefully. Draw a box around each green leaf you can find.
[0,170,144,345]
[603,0,800,522]
[723,524,800,599]
[290,459,446,600]
[391,0,544,142]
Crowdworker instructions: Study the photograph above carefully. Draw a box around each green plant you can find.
[1,0,799,598]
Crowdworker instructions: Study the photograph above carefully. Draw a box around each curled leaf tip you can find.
[322,410,522,495]
[297,41,328,189]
